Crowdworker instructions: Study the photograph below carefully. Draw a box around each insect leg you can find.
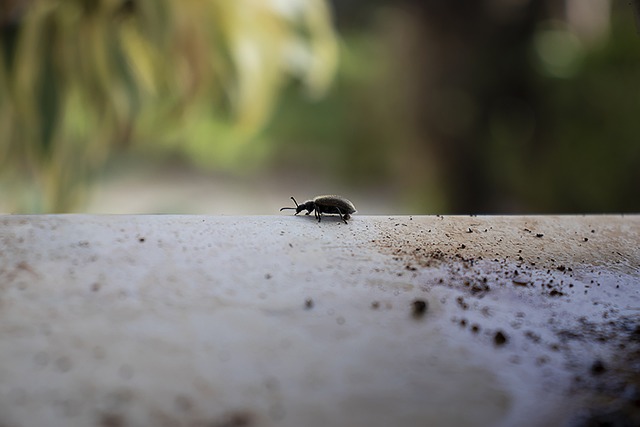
[336,207,347,224]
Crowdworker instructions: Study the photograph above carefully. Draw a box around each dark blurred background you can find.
[1,0,639,214]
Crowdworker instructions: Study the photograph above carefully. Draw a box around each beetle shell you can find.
[312,195,357,218]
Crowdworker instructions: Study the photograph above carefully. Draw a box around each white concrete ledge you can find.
[0,215,639,427]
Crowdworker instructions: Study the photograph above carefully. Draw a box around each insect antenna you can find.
[280,196,299,211]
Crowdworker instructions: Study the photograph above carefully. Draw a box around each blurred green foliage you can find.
[262,2,640,214]
[485,9,640,213]
[0,0,337,212]
[1,0,639,214]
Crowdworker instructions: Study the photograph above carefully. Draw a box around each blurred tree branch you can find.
[0,0,338,212]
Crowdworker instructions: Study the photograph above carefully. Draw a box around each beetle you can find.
[280,195,356,224]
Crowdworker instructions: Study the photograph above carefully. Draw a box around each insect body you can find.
[280,195,356,224]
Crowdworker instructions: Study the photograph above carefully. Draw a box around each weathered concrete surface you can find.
[0,215,638,427]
